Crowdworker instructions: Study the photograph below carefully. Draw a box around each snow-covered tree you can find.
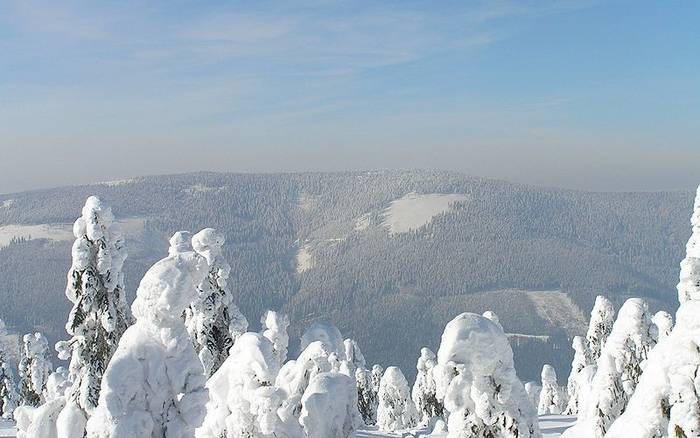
[651,310,673,342]
[436,313,539,438]
[261,310,290,366]
[343,338,365,376]
[537,364,565,415]
[563,336,590,415]
[411,347,441,425]
[524,382,541,410]
[184,228,249,377]
[54,196,132,435]
[605,185,700,438]
[84,233,210,438]
[355,367,377,425]
[0,347,19,419]
[586,295,615,363]
[377,366,418,432]
[18,332,52,407]
[276,341,334,418]
[196,332,302,438]
[564,297,655,438]
[371,364,383,396]
[300,372,359,438]
[300,321,346,361]
[45,367,71,403]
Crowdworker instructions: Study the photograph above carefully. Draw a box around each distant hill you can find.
[0,170,692,382]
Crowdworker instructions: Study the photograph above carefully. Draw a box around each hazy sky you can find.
[1,0,698,194]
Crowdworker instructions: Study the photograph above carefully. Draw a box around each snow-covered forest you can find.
[0,184,699,437]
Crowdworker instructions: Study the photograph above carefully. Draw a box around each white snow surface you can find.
[296,244,313,273]
[0,218,146,249]
[381,193,468,234]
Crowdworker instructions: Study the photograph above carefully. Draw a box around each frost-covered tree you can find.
[371,364,383,397]
[586,295,615,363]
[563,336,590,415]
[537,364,565,415]
[377,366,418,432]
[651,310,673,342]
[54,196,132,434]
[564,297,655,438]
[276,341,334,418]
[436,313,539,438]
[261,310,290,366]
[524,382,541,410]
[606,185,700,438]
[355,367,377,425]
[411,347,441,425]
[300,372,359,438]
[197,332,302,438]
[184,228,249,377]
[84,233,210,438]
[300,321,346,361]
[18,332,52,407]
[0,347,19,419]
[343,338,365,376]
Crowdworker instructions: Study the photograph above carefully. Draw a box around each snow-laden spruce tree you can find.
[524,382,541,411]
[355,367,377,425]
[411,347,441,425]
[563,297,655,438]
[371,364,383,395]
[0,347,19,419]
[300,372,359,438]
[276,340,334,418]
[605,184,700,438]
[261,310,290,367]
[196,332,302,438]
[300,321,346,361]
[436,313,540,438]
[651,310,673,342]
[343,338,365,376]
[537,364,565,415]
[18,332,52,407]
[54,196,132,435]
[563,336,590,415]
[84,231,211,438]
[586,295,615,363]
[377,366,418,432]
[184,228,249,377]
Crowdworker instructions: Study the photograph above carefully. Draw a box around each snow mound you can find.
[381,193,468,234]
[300,372,359,438]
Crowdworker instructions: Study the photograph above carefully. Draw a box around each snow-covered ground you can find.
[0,412,575,436]
[0,217,147,249]
[381,193,469,234]
[527,290,588,336]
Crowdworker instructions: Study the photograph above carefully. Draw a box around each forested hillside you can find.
[0,170,691,381]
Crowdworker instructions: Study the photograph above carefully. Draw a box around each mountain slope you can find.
[0,170,691,381]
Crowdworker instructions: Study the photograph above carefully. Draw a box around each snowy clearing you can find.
[95,178,135,186]
[0,217,147,249]
[382,193,468,234]
[296,244,313,273]
[527,290,588,337]
[1,199,14,209]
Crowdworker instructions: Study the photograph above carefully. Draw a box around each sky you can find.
[0,0,698,193]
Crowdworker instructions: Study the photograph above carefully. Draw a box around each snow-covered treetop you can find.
[437,312,512,374]
[168,231,193,256]
[218,332,279,387]
[131,249,208,328]
[677,184,700,304]
[586,295,615,360]
[191,228,226,266]
[261,310,290,365]
[343,338,365,371]
[482,311,503,331]
[416,347,436,373]
[300,321,345,360]
[541,364,557,385]
[651,311,673,341]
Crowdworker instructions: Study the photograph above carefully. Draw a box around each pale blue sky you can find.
[0,0,698,193]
